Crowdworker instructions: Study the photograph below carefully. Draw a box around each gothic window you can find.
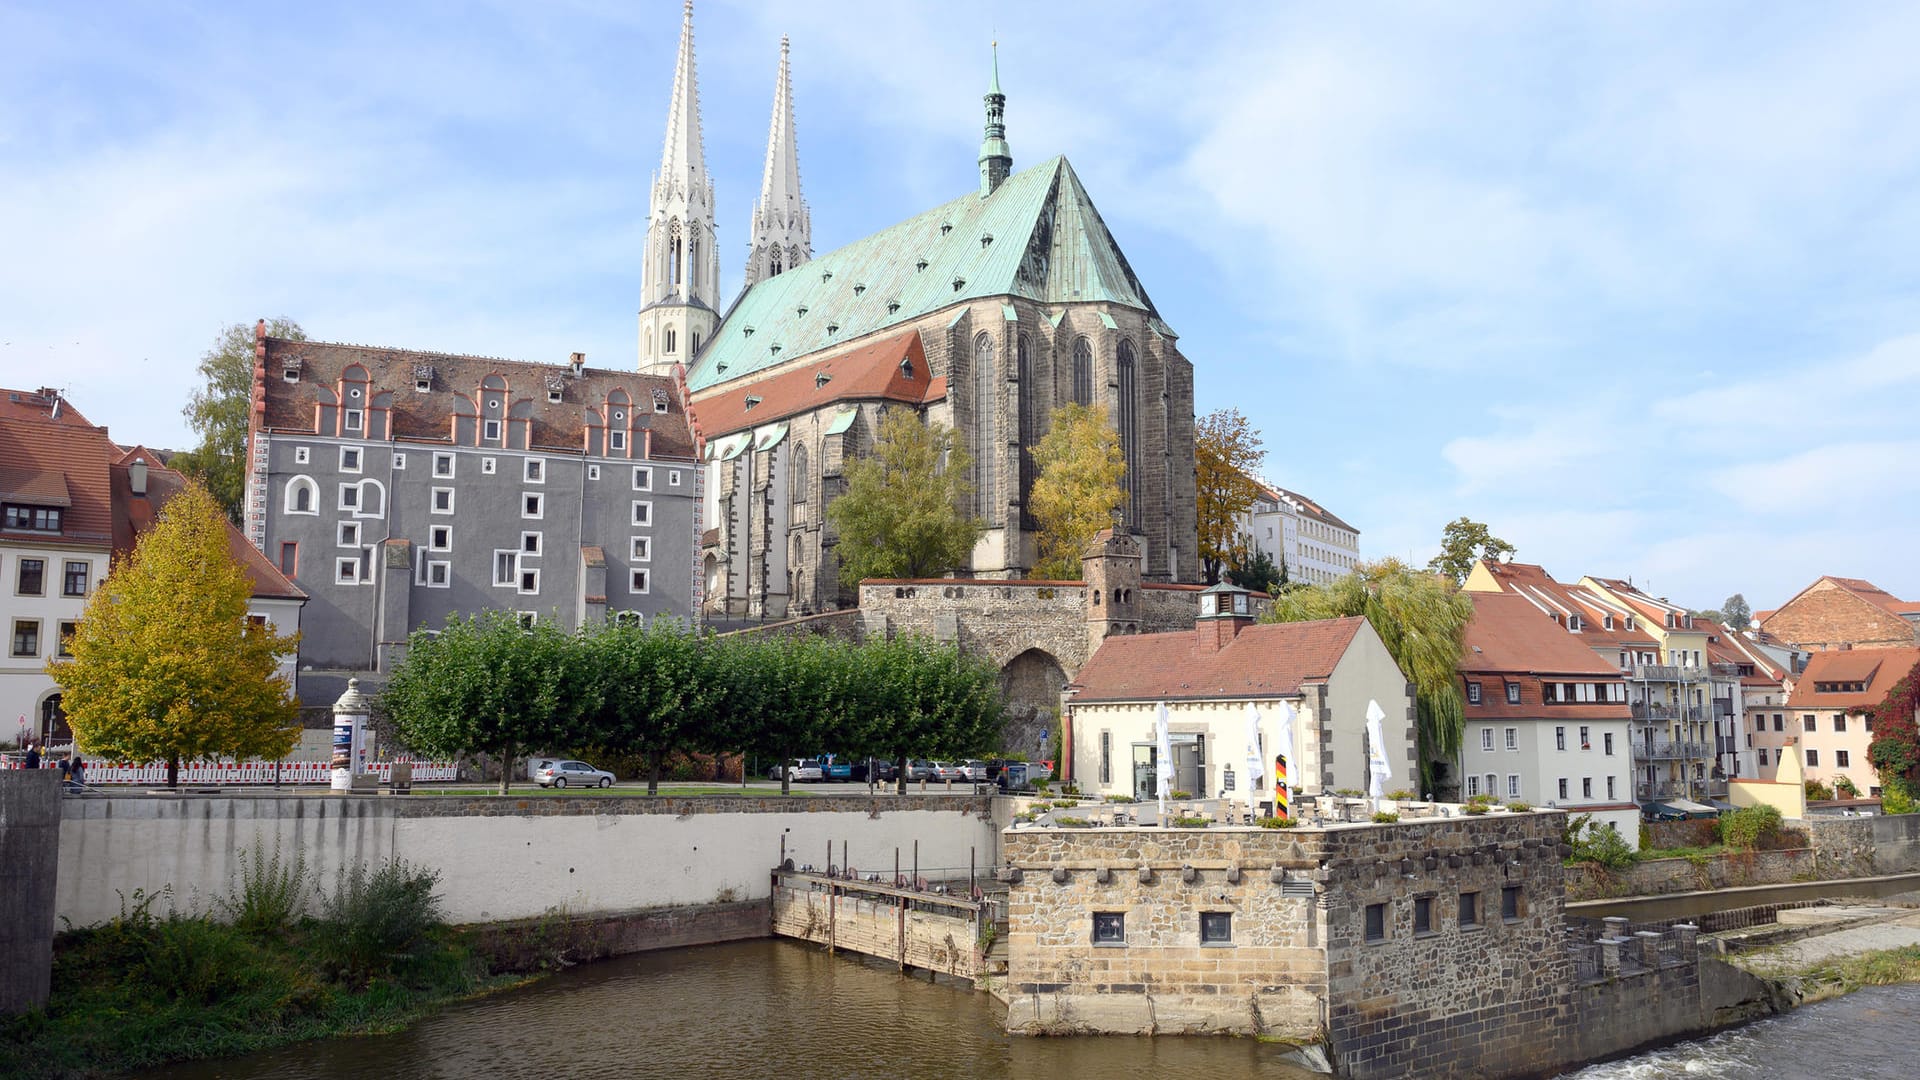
[1073,337,1093,406]
[790,442,809,504]
[770,247,783,276]
[669,220,683,288]
[1017,333,1036,530]
[973,333,996,520]
[1117,339,1139,526]
[688,232,700,291]
[665,327,678,355]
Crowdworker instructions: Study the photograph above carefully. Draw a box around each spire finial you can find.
[990,41,1001,95]
[978,42,1011,196]
[744,30,810,287]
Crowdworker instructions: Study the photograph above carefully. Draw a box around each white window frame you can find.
[525,458,545,484]
[630,536,651,562]
[1504,727,1518,751]
[518,567,540,595]
[428,525,451,551]
[1467,682,1481,705]
[483,419,502,442]
[338,483,361,511]
[523,492,544,519]
[351,478,385,520]
[339,446,362,474]
[335,557,361,585]
[337,521,362,548]
[482,457,496,475]
[521,531,542,556]
[293,446,311,465]
[669,470,682,487]
[1467,775,1481,798]
[1480,728,1494,752]
[630,500,651,527]
[633,466,653,491]
[431,487,455,515]
[492,550,519,588]
[609,429,627,452]
[587,464,600,481]
[392,452,407,470]
[1506,774,1521,798]
[425,560,450,588]
[284,476,320,516]
[343,408,363,433]
[433,452,455,478]
[630,567,651,594]
[1557,778,1568,801]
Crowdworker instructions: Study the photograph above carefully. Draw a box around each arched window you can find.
[1017,333,1035,529]
[645,327,654,359]
[1117,339,1138,526]
[665,327,678,355]
[354,479,386,519]
[669,220,683,288]
[284,475,318,515]
[770,247,783,276]
[691,331,701,356]
[973,333,996,519]
[688,232,700,291]
[1072,337,1093,406]
[790,442,810,504]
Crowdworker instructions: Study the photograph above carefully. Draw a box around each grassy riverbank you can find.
[1790,944,1920,1003]
[0,855,529,1079]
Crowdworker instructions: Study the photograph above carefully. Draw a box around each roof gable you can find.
[1070,616,1369,702]
[689,331,945,437]
[1460,592,1624,676]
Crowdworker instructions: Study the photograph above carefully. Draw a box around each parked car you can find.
[534,760,615,789]
[904,759,938,782]
[930,761,967,782]
[851,758,898,783]
[772,758,824,783]
[957,759,989,782]
[818,758,854,781]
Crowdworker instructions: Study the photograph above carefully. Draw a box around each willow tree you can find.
[1030,403,1127,580]
[52,480,300,786]
[827,408,982,586]
[1259,558,1473,795]
[1195,408,1265,584]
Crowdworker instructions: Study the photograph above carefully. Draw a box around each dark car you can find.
[850,758,898,783]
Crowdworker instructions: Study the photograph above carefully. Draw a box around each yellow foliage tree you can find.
[1195,408,1266,584]
[50,480,300,786]
[1030,403,1127,580]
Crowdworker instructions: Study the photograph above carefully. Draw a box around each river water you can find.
[148,940,1920,1080]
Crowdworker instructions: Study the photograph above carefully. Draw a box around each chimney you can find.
[569,352,585,376]
[129,457,148,496]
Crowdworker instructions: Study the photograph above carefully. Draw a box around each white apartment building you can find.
[1237,482,1362,586]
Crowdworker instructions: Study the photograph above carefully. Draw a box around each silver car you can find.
[535,760,616,789]
[957,759,989,781]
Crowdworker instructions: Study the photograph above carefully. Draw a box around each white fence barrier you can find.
[0,757,456,784]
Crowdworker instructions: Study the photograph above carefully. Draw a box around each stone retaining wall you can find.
[462,899,772,971]
[1567,848,1819,901]
[771,875,980,979]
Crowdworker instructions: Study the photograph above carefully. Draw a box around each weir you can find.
[769,867,1007,983]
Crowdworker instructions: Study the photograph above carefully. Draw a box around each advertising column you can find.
[330,678,369,793]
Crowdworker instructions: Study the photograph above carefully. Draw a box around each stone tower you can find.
[743,35,810,289]
[638,0,723,377]
[1083,527,1142,656]
[978,44,1012,197]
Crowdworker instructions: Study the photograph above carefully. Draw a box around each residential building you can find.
[668,9,1198,616]
[1786,647,1920,797]
[1236,481,1363,587]
[243,331,700,704]
[1065,580,1417,803]
[1698,619,1790,781]
[1759,576,1920,652]
[1456,591,1638,844]
[3,390,304,745]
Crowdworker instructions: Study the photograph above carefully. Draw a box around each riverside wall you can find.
[1,773,61,1015]
[53,793,1001,931]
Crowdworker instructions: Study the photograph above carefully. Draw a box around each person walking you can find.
[23,742,40,770]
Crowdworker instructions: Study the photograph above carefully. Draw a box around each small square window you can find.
[392,452,407,470]
[630,568,650,594]
[1200,912,1232,944]
[11,619,42,658]
[633,466,653,491]
[1501,886,1522,922]
[335,558,361,585]
[294,446,311,465]
[429,526,451,551]
[516,612,537,630]
[433,453,455,477]
[519,568,540,594]
[337,521,361,547]
[426,561,450,587]
[339,484,360,510]
[1364,902,1387,943]
[548,388,563,404]
[482,457,497,475]
[1092,912,1125,944]
[631,501,651,526]
[609,430,627,452]
[630,536,651,562]
[432,487,455,514]
[521,532,542,555]
[669,470,682,487]
[525,458,545,483]
[523,493,544,519]
[484,419,502,442]
[1458,892,1479,927]
[1413,896,1433,935]
[56,620,79,658]
[587,465,600,481]
[343,408,363,432]
[340,447,362,473]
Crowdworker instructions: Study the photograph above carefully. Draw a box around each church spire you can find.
[638,0,721,376]
[978,42,1012,197]
[744,34,811,289]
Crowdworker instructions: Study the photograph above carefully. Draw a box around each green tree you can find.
[1427,517,1516,585]
[1227,547,1281,595]
[1195,409,1265,584]
[1721,593,1752,632]
[1029,403,1127,580]
[579,619,714,794]
[826,408,983,587]
[175,318,306,523]
[52,480,300,787]
[379,613,595,793]
[1259,558,1474,795]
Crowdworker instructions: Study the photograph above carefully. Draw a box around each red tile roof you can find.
[1270,485,1359,535]
[688,330,946,438]
[1069,616,1368,703]
[1786,647,1920,709]
[0,387,94,427]
[1460,592,1624,676]
[1823,576,1920,617]
[1471,560,1657,648]
[0,415,115,548]
[112,446,306,601]
[259,338,694,460]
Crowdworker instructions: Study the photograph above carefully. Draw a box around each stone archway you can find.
[999,648,1068,757]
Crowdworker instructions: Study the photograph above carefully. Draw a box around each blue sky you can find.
[4,1,1917,612]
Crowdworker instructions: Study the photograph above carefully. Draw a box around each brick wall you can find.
[1762,581,1917,650]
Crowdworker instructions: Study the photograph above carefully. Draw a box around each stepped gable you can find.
[1070,616,1365,703]
[258,338,694,460]
[689,155,1168,393]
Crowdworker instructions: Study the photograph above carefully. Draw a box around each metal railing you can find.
[1630,665,1709,683]
[1635,740,1714,761]
[1631,703,1707,722]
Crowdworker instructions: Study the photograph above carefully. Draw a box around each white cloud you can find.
[1711,441,1920,514]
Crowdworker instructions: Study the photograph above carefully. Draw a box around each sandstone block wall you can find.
[772,877,979,979]
[1565,847,1819,901]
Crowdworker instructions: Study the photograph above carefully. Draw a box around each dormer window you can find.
[939,223,952,236]
[413,363,434,392]
[899,357,916,379]
[343,408,363,432]
[744,395,762,411]
[915,258,928,272]
[980,233,993,248]
[796,305,808,317]
[743,327,755,337]
[826,322,839,336]
[1568,614,1582,631]
[544,375,566,404]
[3,505,61,532]
[952,277,966,291]
[282,358,302,382]
[820,269,833,282]
[1624,616,1635,631]
[853,283,866,296]
[548,388,563,404]
[1604,615,1615,631]
[651,390,670,413]
[815,371,832,388]
[887,299,901,314]
[1665,613,1676,628]
[769,344,782,357]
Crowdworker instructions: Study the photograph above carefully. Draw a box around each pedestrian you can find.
[59,755,72,785]
[23,742,40,770]
[69,756,86,791]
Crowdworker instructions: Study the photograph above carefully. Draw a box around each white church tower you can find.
[743,35,810,288]
[638,0,723,377]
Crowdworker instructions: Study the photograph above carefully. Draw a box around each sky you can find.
[3,0,1917,614]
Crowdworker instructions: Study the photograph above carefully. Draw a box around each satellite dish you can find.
[1498,551,1514,564]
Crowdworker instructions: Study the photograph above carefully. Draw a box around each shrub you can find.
[1387,789,1417,800]
[1463,802,1489,816]
[1371,811,1399,823]
[1170,789,1193,800]
[1107,794,1136,804]
[1054,816,1092,828]
[316,857,445,985]
[1718,804,1784,851]
[216,845,312,939]
[1565,814,1635,870]
[1171,815,1210,828]
[1060,783,1081,796]
[1466,793,1499,806]
[1033,780,1051,794]
[1882,787,1916,815]
[1805,779,1835,802]
[1835,776,1861,799]
[1256,816,1297,829]
[1333,788,1365,798]
[1506,801,1533,813]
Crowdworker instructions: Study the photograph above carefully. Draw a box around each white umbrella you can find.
[1242,702,1263,819]
[1365,699,1392,803]
[1155,701,1172,822]
[1274,699,1297,819]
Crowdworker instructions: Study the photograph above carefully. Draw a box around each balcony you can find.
[1630,703,1706,723]
[1631,665,1709,683]
[1635,739,1714,762]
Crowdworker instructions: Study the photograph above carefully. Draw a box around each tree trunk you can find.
[166,756,179,789]
[781,752,792,796]
[498,739,514,795]
[895,753,909,796]
[648,749,663,796]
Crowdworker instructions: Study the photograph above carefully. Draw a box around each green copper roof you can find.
[688,155,1170,392]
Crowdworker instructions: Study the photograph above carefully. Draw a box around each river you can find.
[147,940,1920,1080]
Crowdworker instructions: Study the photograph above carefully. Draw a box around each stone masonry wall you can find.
[1565,847,1820,901]
[1762,581,1917,650]
[772,876,979,980]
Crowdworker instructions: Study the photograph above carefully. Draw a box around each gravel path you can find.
[1738,909,1920,975]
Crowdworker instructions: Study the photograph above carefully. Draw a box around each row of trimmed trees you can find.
[378,615,1007,794]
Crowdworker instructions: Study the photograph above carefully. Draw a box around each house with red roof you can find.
[1785,647,1920,797]
[1457,592,1639,844]
[1760,576,1920,652]
[1064,580,1416,803]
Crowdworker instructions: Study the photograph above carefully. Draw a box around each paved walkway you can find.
[1736,908,1920,975]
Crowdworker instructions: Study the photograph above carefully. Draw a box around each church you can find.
[644,3,1200,618]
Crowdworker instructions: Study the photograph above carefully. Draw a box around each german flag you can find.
[1273,754,1290,818]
